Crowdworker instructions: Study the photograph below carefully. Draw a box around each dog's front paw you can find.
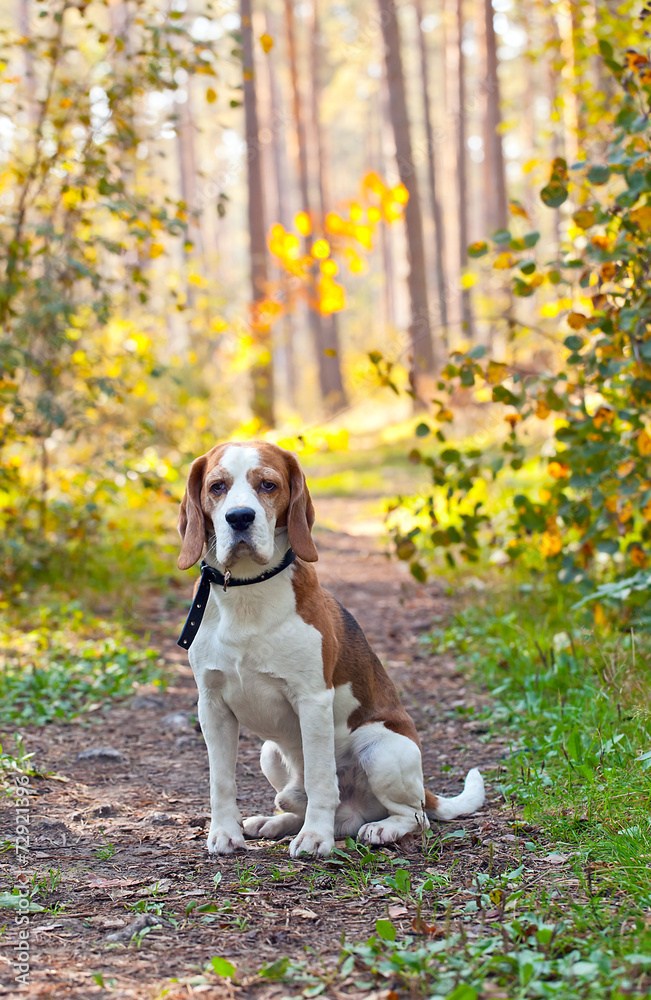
[289,827,334,858]
[243,813,303,840]
[358,817,415,846]
[206,825,246,855]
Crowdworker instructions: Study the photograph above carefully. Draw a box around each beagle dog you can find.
[177,441,484,858]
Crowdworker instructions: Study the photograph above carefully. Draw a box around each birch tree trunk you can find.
[378,0,437,385]
[241,0,274,426]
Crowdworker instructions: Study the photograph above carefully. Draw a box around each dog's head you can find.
[177,442,318,571]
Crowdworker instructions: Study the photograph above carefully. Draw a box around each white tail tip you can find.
[428,767,485,822]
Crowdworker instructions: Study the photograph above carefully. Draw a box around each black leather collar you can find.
[177,549,297,649]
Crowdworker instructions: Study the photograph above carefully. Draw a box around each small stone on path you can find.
[161,710,193,731]
[76,746,124,763]
[131,694,168,711]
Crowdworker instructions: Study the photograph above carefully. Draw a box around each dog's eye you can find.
[209,481,227,495]
[259,480,277,493]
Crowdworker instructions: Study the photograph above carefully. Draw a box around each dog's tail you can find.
[424,768,485,821]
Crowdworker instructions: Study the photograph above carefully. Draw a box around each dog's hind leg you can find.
[353,724,429,846]
[243,741,306,840]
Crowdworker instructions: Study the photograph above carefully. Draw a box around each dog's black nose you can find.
[225,507,256,531]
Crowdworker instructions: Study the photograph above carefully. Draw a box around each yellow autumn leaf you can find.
[390,183,408,205]
[605,496,618,513]
[505,413,522,427]
[567,312,587,329]
[617,459,636,478]
[486,361,507,385]
[593,406,615,429]
[494,252,515,270]
[573,208,595,229]
[593,603,606,626]
[600,261,616,280]
[259,32,273,53]
[318,275,345,313]
[548,461,570,479]
[206,87,217,104]
[630,545,647,568]
[295,211,311,236]
[638,430,651,456]
[539,531,562,557]
[620,502,634,523]
[539,488,552,502]
[311,239,330,260]
[630,204,651,233]
[536,400,551,419]
[149,243,164,258]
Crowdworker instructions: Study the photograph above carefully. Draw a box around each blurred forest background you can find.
[1,0,650,615]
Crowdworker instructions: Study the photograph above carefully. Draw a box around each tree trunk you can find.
[241,0,274,426]
[483,0,507,234]
[265,7,297,409]
[311,0,347,411]
[284,0,332,412]
[414,0,448,346]
[456,0,474,339]
[377,0,437,385]
[377,82,396,333]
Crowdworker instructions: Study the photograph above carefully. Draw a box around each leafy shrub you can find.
[392,42,651,618]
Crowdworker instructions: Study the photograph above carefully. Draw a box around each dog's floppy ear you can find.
[178,454,209,570]
[285,451,318,563]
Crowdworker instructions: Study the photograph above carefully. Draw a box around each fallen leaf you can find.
[542,853,569,864]
[411,916,438,934]
[291,907,318,920]
[87,877,146,889]
[388,905,408,918]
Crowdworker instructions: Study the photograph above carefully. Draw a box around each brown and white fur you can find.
[178,441,485,858]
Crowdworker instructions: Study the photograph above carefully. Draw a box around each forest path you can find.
[2,499,513,999]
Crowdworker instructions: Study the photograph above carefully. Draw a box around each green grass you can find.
[431,587,651,904]
[0,602,166,727]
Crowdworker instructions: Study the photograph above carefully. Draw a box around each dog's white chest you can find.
[189,573,326,741]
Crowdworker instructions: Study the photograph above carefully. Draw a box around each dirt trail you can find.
[1,500,512,999]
